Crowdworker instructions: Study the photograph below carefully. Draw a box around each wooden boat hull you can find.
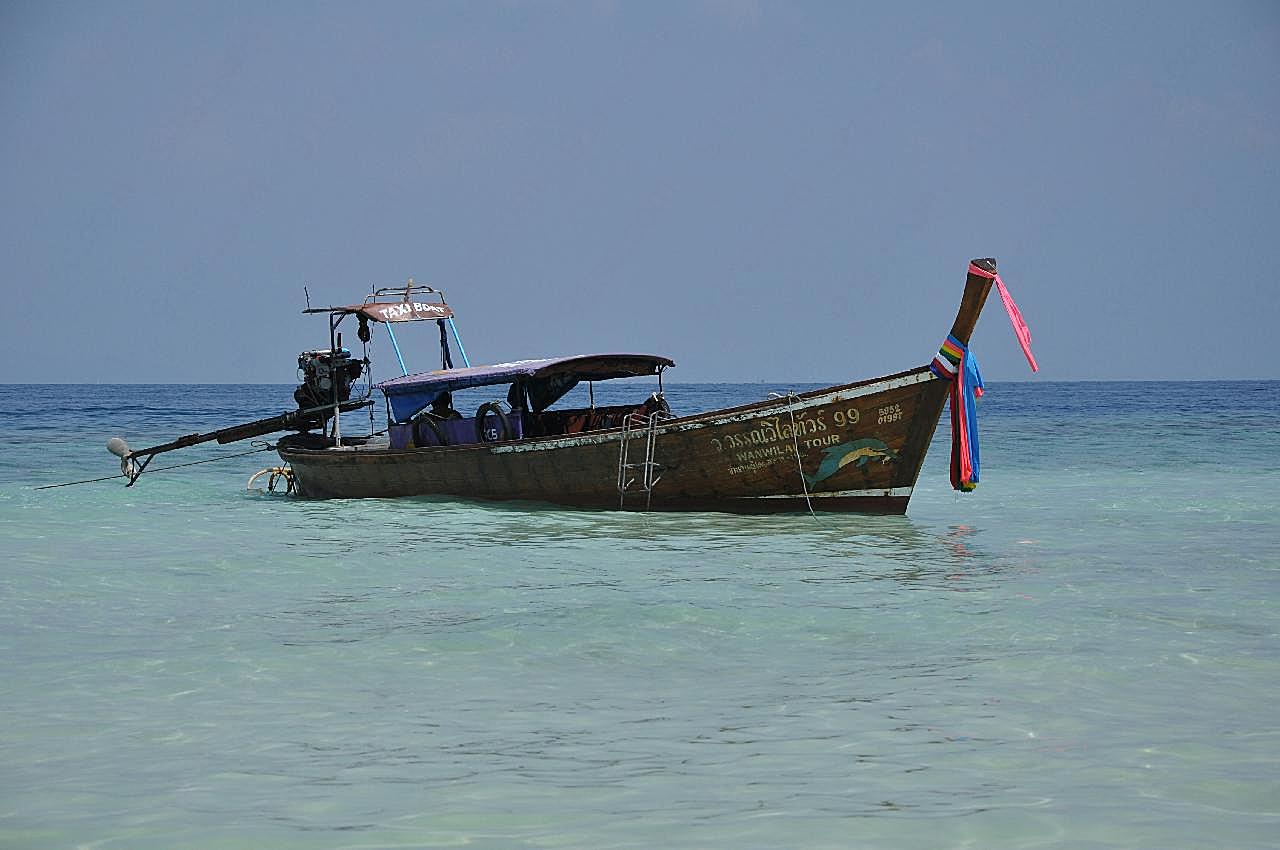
[278,365,949,513]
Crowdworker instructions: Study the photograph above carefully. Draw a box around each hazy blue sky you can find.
[3,1,1277,384]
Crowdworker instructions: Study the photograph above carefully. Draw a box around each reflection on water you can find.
[259,490,1011,596]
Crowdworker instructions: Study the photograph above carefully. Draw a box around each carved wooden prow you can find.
[948,257,997,346]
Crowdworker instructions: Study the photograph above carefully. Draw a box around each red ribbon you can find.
[968,263,1038,373]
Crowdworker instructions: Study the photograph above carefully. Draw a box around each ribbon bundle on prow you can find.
[930,262,1038,492]
[930,334,985,491]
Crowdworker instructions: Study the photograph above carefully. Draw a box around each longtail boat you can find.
[103,258,1036,513]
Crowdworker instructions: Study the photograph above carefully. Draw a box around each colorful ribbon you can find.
[967,262,1038,373]
[931,335,983,491]
[930,333,965,381]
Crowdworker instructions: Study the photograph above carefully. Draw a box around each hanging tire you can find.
[476,401,511,443]
[412,415,448,447]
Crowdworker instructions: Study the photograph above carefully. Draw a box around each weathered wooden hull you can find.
[277,258,997,513]
[279,366,949,513]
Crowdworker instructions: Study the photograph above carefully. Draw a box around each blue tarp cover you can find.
[378,354,673,422]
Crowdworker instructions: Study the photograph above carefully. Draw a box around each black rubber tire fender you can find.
[412,415,448,447]
[476,401,511,443]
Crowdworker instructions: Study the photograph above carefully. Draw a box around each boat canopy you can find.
[378,354,674,421]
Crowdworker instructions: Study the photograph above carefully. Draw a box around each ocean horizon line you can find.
[6,378,1278,387]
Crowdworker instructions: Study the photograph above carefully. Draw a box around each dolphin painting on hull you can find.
[803,438,900,488]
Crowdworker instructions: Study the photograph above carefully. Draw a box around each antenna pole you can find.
[447,317,471,368]
[386,324,408,375]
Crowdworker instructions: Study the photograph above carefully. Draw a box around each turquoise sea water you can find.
[2,381,1278,849]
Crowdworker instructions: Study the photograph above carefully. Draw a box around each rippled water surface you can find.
[2,382,1277,848]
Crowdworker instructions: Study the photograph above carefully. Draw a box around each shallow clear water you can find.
[2,382,1278,848]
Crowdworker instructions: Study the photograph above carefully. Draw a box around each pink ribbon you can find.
[968,263,1038,373]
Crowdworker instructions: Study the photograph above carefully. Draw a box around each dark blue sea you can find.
[2,381,1277,849]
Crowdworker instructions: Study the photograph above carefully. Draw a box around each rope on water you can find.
[34,444,278,491]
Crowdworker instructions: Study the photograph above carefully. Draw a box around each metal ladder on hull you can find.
[617,411,671,509]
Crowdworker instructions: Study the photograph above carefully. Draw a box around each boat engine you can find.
[294,348,364,411]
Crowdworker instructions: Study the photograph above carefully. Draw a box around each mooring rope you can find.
[769,392,817,520]
[34,444,277,491]
[246,465,295,494]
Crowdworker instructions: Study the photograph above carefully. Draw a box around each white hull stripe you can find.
[678,370,936,432]
[743,487,914,500]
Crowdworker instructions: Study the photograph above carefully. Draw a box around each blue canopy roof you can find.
[378,354,674,422]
